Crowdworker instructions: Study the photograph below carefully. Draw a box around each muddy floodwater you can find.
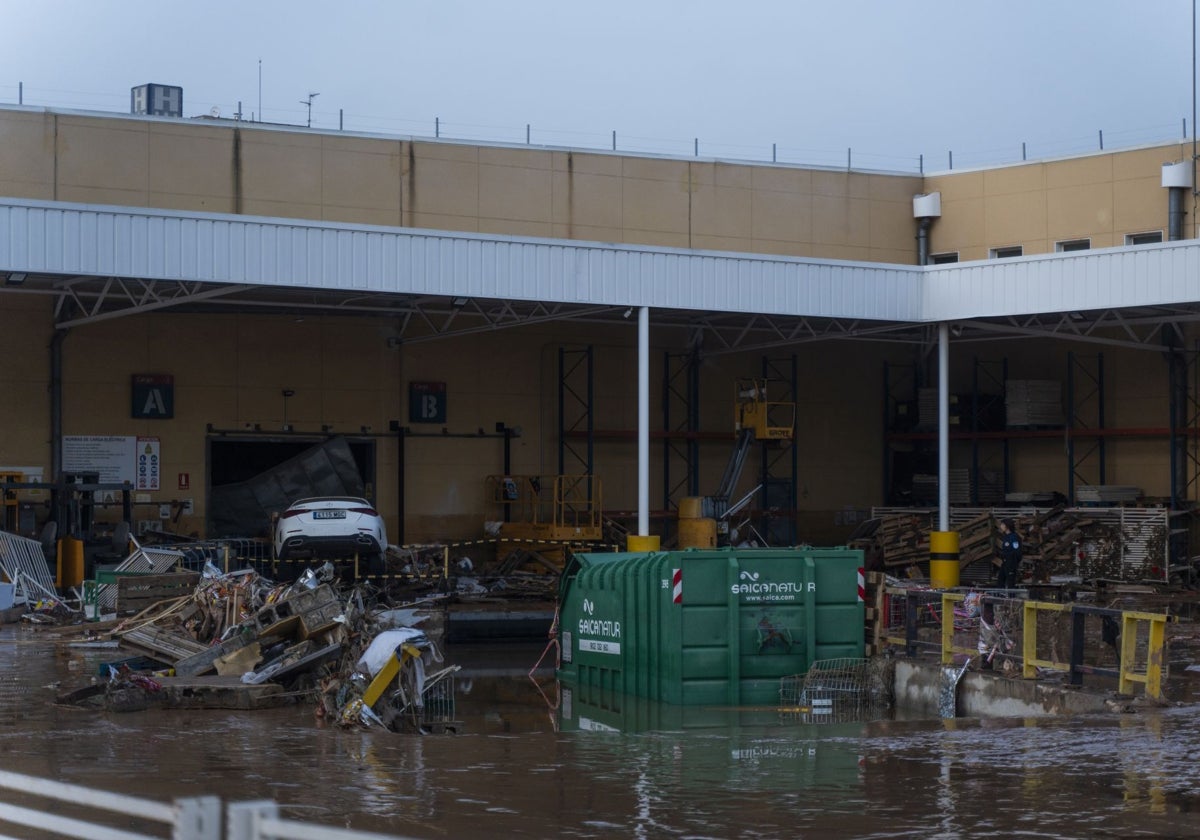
[2,629,1200,838]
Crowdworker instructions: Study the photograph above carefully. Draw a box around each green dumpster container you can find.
[557,547,864,706]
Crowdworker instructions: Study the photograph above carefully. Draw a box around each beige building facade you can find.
[0,106,1193,545]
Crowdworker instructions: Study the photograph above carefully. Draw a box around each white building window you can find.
[989,245,1023,259]
[1055,238,1090,253]
[930,252,959,264]
[1125,231,1164,245]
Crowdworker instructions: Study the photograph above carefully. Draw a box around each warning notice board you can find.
[62,435,161,490]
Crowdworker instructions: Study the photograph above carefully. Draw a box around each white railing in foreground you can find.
[0,770,415,840]
[229,802,417,840]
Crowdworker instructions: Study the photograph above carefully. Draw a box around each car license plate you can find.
[312,510,347,520]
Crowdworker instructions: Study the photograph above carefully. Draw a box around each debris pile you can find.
[856,507,1164,582]
[52,563,459,732]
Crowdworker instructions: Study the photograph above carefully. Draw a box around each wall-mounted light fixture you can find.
[451,297,469,309]
[281,389,295,431]
[4,273,26,286]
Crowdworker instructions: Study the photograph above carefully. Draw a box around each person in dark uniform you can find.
[997,517,1022,589]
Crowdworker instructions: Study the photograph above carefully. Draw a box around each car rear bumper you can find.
[278,533,383,559]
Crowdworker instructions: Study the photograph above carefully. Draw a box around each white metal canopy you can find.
[4,197,1200,350]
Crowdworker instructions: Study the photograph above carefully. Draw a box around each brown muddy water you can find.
[2,628,1200,839]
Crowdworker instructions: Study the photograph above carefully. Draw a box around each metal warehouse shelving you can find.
[884,353,1109,507]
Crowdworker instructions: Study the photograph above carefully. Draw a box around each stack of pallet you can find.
[862,570,886,656]
[1075,485,1142,504]
[909,469,976,505]
[916,388,961,430]
[870,513,933,571]
[863,512,998,573]
[1006,380,1064,427]
[1022,508,1124,578]
[953,513,998,570]
[862,508,1128,581]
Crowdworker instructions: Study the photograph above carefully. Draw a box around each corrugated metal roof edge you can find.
[3,196,1199,325]
[0,196,922,275]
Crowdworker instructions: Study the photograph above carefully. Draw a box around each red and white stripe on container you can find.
[672,568,682,604]
[857,567,865,603]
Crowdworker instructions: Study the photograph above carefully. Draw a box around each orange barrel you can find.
[676,496,716,549]
[929,530,960,589]
[58,536,85,589]
[678,518,716,549]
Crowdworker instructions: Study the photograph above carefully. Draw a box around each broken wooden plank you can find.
[119,626,208,662]
[116,571,201,615]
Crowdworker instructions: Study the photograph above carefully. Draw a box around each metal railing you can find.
[0,769,415,840]
[485,474,602,532]
[881,587,1169,699]
[229,802,416,840]
[0,529,57,594]
[1021,600,1167,698]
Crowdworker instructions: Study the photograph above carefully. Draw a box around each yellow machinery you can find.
[679,378,795,548]
[0,471,22,533]
[485,474,603,567]
[362,642,424,708]
[734,378,795,440]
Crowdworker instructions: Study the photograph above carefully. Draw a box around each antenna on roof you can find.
[301,91,319,128]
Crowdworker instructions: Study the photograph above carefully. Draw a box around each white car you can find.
[274,496,388,563]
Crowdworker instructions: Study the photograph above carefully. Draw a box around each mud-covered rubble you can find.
[855,507,1181,582]
[47,563,460,732]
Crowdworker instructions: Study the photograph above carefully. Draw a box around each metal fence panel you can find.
[94,539,186,611]
[0,531,56,594]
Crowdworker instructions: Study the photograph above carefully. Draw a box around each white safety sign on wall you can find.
[62,435,161,490]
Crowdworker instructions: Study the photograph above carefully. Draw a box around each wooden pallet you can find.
[863,571,887,655]
[116,571,200,616]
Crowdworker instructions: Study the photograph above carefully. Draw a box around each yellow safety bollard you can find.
[626,534,661,552]
[929,530,960,589]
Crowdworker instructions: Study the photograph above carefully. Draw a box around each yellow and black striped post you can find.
[929,530,960,589]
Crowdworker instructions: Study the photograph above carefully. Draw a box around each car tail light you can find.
[347,508,378,516]
[278,509,307,519]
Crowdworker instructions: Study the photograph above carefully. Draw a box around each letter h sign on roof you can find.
[131,374,174,419]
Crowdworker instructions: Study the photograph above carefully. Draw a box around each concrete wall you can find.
[924,144,1187,260]
[0,108,923,262]
[893,659,1114,718]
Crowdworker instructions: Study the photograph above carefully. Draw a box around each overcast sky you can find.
[0,0,1194,172]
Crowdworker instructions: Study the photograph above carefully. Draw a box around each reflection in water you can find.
[1,631,1198,837]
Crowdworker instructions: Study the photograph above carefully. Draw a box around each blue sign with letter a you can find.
[132,374,174,419]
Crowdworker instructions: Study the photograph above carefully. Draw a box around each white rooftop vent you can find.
[912,192,942,219]
[1161,161,1193,189]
